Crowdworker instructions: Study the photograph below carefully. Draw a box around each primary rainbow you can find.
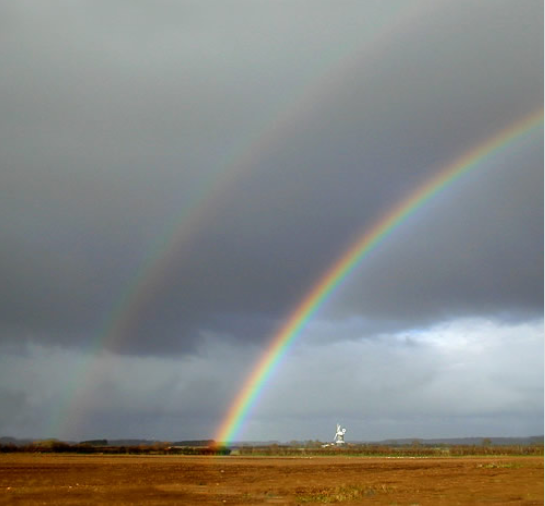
[215,108,543,445]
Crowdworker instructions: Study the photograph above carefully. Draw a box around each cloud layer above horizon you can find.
[0,0,542,441]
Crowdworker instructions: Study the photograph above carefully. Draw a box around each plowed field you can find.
[0,454,542,505]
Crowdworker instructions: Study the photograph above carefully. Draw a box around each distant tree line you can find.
[1,439,541,457]
[235,442,544,457]
[0,439,230,455]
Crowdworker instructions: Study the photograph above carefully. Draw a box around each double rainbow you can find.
[215,109,543,445]
[56,1,429,438]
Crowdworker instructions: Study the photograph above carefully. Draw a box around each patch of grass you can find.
[476,462,521,469]
[296,484,395,503]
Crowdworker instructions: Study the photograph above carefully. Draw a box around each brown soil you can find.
[0,454,542,505]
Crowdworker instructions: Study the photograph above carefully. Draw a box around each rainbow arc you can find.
[214,109,543,445]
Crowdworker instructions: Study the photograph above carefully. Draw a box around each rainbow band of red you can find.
[215,109,543,445]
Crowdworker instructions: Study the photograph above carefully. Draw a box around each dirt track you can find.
[0,454,542,505]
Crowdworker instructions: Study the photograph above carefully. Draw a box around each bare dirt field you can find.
[0,454,542,505]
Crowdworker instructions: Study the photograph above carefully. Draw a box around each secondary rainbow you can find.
[54,1,433,438]
[215,108,543,445]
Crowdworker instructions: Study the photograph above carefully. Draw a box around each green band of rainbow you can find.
[215,109,543,445]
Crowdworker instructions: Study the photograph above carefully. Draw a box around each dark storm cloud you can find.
[0,0,542,357]
[328,144,544,328]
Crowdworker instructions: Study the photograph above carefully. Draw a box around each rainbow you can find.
[55,1,433,438]
[215,108,543,445]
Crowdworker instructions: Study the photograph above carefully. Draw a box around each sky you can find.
[0,0,543,443]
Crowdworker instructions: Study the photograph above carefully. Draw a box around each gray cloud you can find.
[0,318,541,441]
[0,0,542,440]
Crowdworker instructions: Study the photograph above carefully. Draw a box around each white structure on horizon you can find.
[334,423,347,445]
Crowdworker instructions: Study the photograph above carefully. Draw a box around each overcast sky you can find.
[0,0,543,443]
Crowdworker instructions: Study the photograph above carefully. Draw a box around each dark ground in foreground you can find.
[0,454,542,505]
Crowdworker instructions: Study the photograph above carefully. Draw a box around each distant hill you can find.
[276,436,543,447]
[0,437,158,447]
[102,439,161,446]
[368,436,544,446]
[0,437,39,446]
[80,439,108,446]
[226,440,281,447]
[171,440,215,447]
